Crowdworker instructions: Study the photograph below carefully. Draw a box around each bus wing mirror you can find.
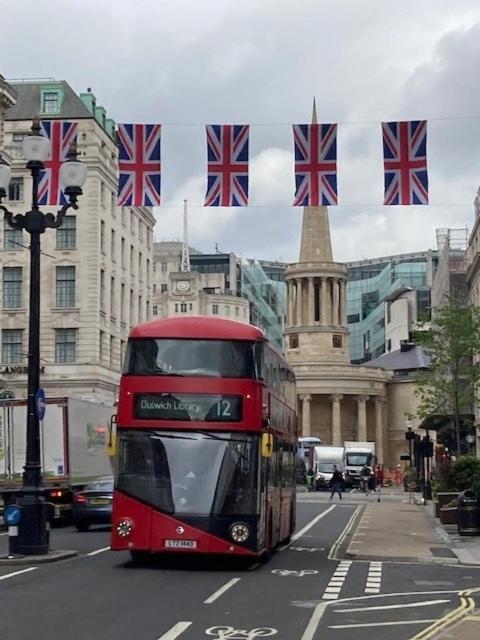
[261,433,274,458]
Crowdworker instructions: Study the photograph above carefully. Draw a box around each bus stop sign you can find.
[36,388,46,420]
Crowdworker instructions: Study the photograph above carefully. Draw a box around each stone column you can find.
[330,394,343,446]
[332,279,340,325]
[296,279,303,326]
[375,396,386,464]
[308,277,314,325]
[287,281,294,327]
[299,394,312,437]
[339,279,347,325]
[320,277,328,325]
[357,395,368,441]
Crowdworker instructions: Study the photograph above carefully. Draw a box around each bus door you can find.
[262,432,280,549]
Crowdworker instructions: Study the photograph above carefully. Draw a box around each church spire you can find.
[298,98,333,263]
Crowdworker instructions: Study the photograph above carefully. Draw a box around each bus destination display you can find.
[134,393,242,422]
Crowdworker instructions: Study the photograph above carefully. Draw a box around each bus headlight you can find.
[230,522,250,543]
[116,518,134,538]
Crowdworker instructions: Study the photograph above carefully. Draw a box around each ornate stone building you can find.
[284,203,390,462]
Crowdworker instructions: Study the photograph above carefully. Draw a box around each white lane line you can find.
[86,546,111,557]
[0,532,8,536]
[290,505,336,542]
[300,590,461,640]
[329,619,438,629]
[0,567,38,581]
[203,578,241,604]
[334,599,451,613]
[157,621,192,640]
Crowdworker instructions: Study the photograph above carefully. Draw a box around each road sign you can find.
[36,388,46,420]
[3,504,22,526]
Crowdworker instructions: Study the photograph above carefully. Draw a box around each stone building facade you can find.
[151,242,249,322]
[0,80,154,403]
[284,204,390,463]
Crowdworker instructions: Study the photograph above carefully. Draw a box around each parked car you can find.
[72,476,114,532]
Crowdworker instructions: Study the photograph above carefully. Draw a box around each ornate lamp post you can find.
[0,119,86,555]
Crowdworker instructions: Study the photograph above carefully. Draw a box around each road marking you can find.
[322,561,352,600]
[0,567,37,581]
[328,506,361,560]
[300,590,461,640]
[157,621,192,639]
[329,619,438,629]
[0,532,8,537]
[290,505,336,542]
[365,561,382,594]
[86,546,111,557]
[409,587,480,640]
[203,578,241,604]
[334,599,451,613]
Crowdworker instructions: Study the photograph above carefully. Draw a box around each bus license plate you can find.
[165,539,197,549]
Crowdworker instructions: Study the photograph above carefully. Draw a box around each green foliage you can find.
[413,301,480,452]
[438,456,480,495]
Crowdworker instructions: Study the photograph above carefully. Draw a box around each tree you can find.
[414,301,480,454]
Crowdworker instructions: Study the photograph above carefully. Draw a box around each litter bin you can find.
[457,490,480,536]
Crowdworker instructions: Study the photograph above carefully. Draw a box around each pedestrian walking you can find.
[330,465,343,500]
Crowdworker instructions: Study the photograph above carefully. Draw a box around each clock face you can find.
[176,280,191,292]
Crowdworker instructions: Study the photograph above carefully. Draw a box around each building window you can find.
[100,269,105,313]
[387,339,392,352]
[332,334,343,348]
[12,133,24,144]
[111,277,115,319]
[138,295,143,322]
[99,330,107,361]
[161,284,168,293]
[55,329,76,363]
[347,313,360,324]
[130,245,135,274]
[138,251,143,280]
[361,291,379,320]
[111,229,116,262]
[175,303,178,313]
[3,267,22,309]
[42,91,59,114]
[100,220,105,253]
[160,262,167,272]
[180,303,187,313]
[212,304,219,315]
[121,207,127,226]
[120,340,126,368]
[121,237,126,268]
[2,329,23,364]
[3,219,23,250]
[110,336,115,366]
[56,215,76,249]
[130,210,136,234]
[289,334,299,349]
[55,266,75,307]
[8,177,23,201]
[189,303,192,311]
[225,306,230,315]
[235,306,239,317]
[153,305,158,315]
[121,283,126,323]
[129,289,134,326]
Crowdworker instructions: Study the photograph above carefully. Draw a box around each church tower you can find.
[284,103,349,365]
[284,102,389,458]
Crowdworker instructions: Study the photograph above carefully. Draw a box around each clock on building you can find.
[176,280,191,292]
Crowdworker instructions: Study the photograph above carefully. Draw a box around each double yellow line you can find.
[410,587,480,639]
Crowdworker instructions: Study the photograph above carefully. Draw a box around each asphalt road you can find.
[0,491,479,640]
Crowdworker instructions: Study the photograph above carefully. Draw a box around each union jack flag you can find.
[382,120,428,205]
[204,125,249,206]
[293,123,337,206]
[37,121,78,206]
[117,124,161,206]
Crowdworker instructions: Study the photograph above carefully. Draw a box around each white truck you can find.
[0,396,115,522]
[343,441,375,487]
[313,445,345,491]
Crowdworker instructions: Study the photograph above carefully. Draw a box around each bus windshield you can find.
[116,430,258,516]
[124,338,258,378]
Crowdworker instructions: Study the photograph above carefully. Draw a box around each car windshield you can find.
[124,338,258,378]
[116,430,258,516]
[316,464,337,473]
[85,478,114,491]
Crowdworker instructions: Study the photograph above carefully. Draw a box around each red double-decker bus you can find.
[111,316,297,561]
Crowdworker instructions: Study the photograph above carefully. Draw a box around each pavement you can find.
[343,487,480,566]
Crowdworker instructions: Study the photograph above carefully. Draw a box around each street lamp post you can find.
[0,119,86,555]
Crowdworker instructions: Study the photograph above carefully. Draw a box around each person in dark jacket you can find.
[330,465,343,500]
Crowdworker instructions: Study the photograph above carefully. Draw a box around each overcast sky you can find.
[3,0,480,263]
